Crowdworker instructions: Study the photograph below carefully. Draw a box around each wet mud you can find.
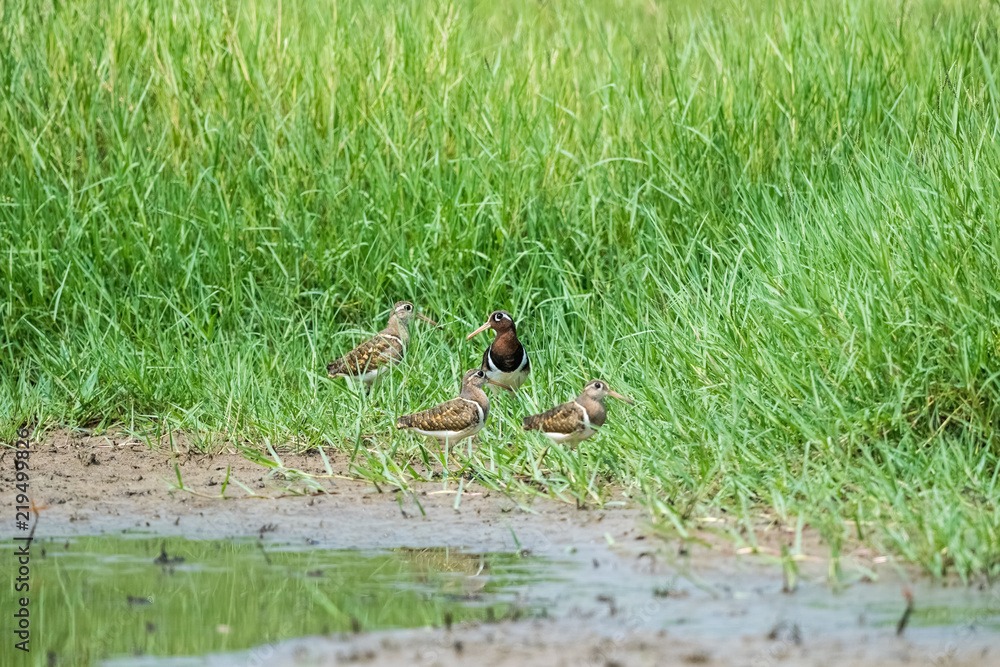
[2,430,998,666]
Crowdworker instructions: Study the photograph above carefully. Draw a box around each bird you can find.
[522,379,633,446]
[466,310,530,393]
[396,369,510,450]
[326,301,437,391]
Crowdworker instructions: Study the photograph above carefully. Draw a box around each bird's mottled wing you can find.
[327,335,403,377]
[397,398,481,431]
[522,401,583,434]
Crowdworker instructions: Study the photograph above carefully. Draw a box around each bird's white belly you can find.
[359,367,388,384]
[543,427,594,445]
[485,349,529,392]
[486,367,528,392]
[413,421,484,443]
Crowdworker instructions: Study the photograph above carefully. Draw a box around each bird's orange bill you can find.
[416,313,440,327]
[466,320,492,340]
[487,378,515,393]
[608,390,634,405]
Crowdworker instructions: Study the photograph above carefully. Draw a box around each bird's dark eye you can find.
[494,313,502,321]
[477,371,484,377]
[595,383,603,389]
[405,304,412,311]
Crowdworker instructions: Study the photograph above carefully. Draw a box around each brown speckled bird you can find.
[466,310,530,393]
[326,301,437,391]
[523,379,633,446]
[396,369,510,448]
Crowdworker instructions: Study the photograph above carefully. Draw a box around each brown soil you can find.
[7,428,647,551]
[5,429,999,667]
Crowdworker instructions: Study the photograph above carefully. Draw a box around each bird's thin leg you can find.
[428,438,441,478]
[442,437,450,485]
[573,444,584,486]
[501,391,513,443]
[499,387,522,444]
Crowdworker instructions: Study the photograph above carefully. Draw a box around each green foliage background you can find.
[2,0,999,576]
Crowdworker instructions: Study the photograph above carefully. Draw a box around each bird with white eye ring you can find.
[466,310,531,394]
[523,379,633,446]
[396,368,512,468]
[326,301,438,393]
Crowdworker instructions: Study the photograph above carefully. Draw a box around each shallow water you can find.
[3,534,999,667]
[0,535,554,665]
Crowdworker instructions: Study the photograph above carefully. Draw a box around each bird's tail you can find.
[521,414,540,431]
[396,414,412,430]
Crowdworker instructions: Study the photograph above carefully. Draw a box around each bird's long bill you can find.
[487,378,515,393]
[466,320,491,340]
[416,313,439,327]
[608,390,634,405]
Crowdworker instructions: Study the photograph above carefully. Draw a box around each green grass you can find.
[1,0,999,578]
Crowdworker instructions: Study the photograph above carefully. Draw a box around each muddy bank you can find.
[1,429,885,564]
[4,429,647,552]
[112,617,997,667]
[4,430,999,667]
